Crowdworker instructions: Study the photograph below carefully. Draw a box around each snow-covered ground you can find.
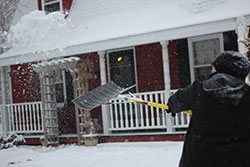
[0,141,183,167]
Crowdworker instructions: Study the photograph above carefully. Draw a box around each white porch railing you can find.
[109,90,191,132]
[173,112,191,129]
[0,91,190,135]
[6,102,44,134]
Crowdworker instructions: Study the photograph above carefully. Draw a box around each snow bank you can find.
[0,141,183,167]
[7,10,72,52]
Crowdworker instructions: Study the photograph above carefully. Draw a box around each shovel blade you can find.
[72,81,126,111]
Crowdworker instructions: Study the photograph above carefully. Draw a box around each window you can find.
[188,33,224,82]
[34,70,73,108]
[108,48,137,93]
[55,71,67,107]
[42,0,62,13]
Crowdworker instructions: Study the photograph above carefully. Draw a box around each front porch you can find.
[0,90,190,144]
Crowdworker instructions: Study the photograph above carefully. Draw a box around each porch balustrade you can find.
[109,90,191,132]
[0,90,190,135]
[1,102,44,134]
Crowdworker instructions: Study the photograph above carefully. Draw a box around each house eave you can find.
[1,15,250,66]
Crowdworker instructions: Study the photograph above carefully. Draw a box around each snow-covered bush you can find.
[0,132,26,149]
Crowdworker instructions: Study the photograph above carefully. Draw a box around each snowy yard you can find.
[0,141,183,167]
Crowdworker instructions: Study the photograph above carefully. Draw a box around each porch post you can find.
[0,67,8,136]
[98,51,110,135]
[160,41,174,132]
[236,16,247,55]
[236,16,250,85]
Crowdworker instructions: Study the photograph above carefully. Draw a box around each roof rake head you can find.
[72,81,135,111]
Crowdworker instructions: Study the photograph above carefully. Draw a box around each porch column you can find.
[0,66,8,136]
[236,16,250,85]
[160,41,174,132]
[236,16,247,55]
[98,51,110,135]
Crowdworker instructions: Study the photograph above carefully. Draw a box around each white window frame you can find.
[107,47,138,93]
[41,0,63,13]
[55,70,67,108]
[188,33,224,82]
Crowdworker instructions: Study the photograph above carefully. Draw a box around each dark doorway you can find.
[108,49,137,93]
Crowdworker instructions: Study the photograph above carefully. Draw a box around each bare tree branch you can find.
[0,0,19,52]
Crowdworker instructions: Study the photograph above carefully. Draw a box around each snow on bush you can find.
[0,132,26,149]
[7,10,72,52]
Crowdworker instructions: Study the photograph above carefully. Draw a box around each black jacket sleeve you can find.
[167,81,200,114]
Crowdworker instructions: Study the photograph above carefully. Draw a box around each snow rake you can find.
[72,81,192,114]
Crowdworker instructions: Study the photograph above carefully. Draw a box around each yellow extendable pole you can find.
[127,98,192,115]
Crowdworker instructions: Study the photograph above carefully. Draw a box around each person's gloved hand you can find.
[166,105,176,117]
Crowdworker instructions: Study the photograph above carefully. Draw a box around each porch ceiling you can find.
[0,0,250,66]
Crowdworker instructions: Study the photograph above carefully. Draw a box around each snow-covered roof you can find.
[1,0,250,66]
[69,0,250,44]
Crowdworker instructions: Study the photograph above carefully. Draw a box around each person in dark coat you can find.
[167,51,250,167]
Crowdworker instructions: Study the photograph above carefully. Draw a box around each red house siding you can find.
[76,52,101,92]
[11,63,36,103]
[24,134,185,145]
[135,43,164,92]
[99,134,185,143]
[38,0,42,10]
[63,0,73,11]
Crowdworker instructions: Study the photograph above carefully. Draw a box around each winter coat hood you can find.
[203,73,249,106]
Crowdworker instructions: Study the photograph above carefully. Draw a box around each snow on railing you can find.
[6,102,44,134]
[109,90,191,132]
